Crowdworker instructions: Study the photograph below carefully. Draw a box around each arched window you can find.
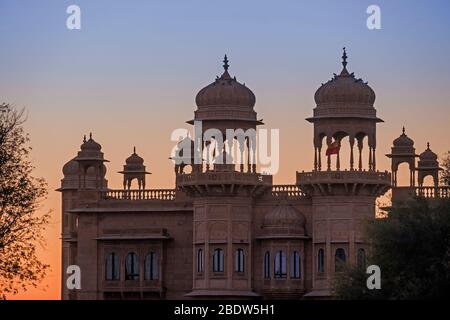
[125,252,139,280]
[197,249,204,273]
[357,248,366,270]
[213,248,224,272]
[335,248,346,272]
[263,251,270,279]
[290,251,301,279]
[318,248,325,273]
[105,252,119,280]
[144,252,159,280]
[235,249,245,273]
[274,250,287,278]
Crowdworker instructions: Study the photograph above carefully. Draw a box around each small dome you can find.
[419,143,437,161]
[195,55,256,108]
[62,159,78,176]
[80,133,102,151]
[263,203,306,235]
[314,49,375,108]
[126,147,144,165]
[393,127,414,147]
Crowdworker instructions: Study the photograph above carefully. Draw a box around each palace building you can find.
[59,50,448,300]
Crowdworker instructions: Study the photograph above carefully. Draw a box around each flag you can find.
[326,141,340,156]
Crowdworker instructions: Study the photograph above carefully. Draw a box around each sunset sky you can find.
[1,0,450,299]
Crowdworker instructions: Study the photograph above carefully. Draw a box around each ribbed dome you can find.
[126,147,144,165]
[263,203,306,236]
[419,143,437,161]
[62,159,78,176]
[393,127,414,147]
[80,133,102,151]
[195,55,256,108]
[314,48,375,108]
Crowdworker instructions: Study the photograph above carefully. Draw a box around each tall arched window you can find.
[213,248,224,272]
[263,251,270,279]
[235,249,245,273]
[105,252,119,280]
[318,248,325,273]
[357,248,366,270]
[274,250,287,278]
[125,252,139,280]
[335,248,346,272]
[144,252,159,280]
[197,249,204,273]
[290,251,301,279]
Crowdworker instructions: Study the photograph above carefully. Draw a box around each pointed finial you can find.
[89,132,93,140]
[342,47,348,68]
[223,54,229,71]
[83,135,87,143]
[133,146,136,154]
[402,126,405,134]
[427,142,430,149]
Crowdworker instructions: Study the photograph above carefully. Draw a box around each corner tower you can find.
[297,49,391,297]
[177,56,272,298]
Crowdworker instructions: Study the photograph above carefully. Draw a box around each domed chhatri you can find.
[419,142,438,161]
[80,133,102,151]
[393,126,414,147]
[119,147,151,190]
[195,55,256,108]
[314,47,375,108]
[126,146,145,165]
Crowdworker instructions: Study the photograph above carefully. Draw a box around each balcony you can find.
[296,170,391,197]
[416,186,450,198]
[176,171,273,197]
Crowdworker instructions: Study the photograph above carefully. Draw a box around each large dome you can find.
[263,203,306,236]
[314,48,375,108]
[195,55,256,108]
[126,147,144,165]
[419,143,438,161]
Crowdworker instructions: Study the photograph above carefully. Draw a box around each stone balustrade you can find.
[101,189,176,201]
[271,185,307,199]
[415,186,450,198]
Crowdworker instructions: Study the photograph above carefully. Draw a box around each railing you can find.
[297,170,391,183]
[176,171,273,185]
[415,186,450,199]
[271,185,307,199]
[101,189,176,201]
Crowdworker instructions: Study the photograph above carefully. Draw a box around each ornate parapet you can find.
[176,171,272,197]
[297,170,391,197]
[416,186,450,198]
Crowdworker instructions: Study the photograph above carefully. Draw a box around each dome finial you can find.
[83,134,87,143]
[133,146,136,154]
[402,126,405,134]
[342,47,348,68]
[427,142,430,149]
[89,132,93,140]
[223,54,229,71]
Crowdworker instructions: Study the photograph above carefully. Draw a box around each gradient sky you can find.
[1,0,450,299]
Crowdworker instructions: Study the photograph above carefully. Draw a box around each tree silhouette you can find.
[441,151,450,186]
[334,198,450,299]
[0,104,50,299]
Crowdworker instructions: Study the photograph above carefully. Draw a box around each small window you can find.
[197,249,204,273]
[263,251,270,279]
[105,252,120,280]
[235,249,245,273]
[144,252,159,280]
[213,248,224,273]
[357,248,366,270]
[125,252,139,280]
[290,251,301,279]
[335,248,346,272]
[274,250,287,278]
[318,248,325,273]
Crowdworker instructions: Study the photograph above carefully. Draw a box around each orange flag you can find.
[326,141,340,156]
